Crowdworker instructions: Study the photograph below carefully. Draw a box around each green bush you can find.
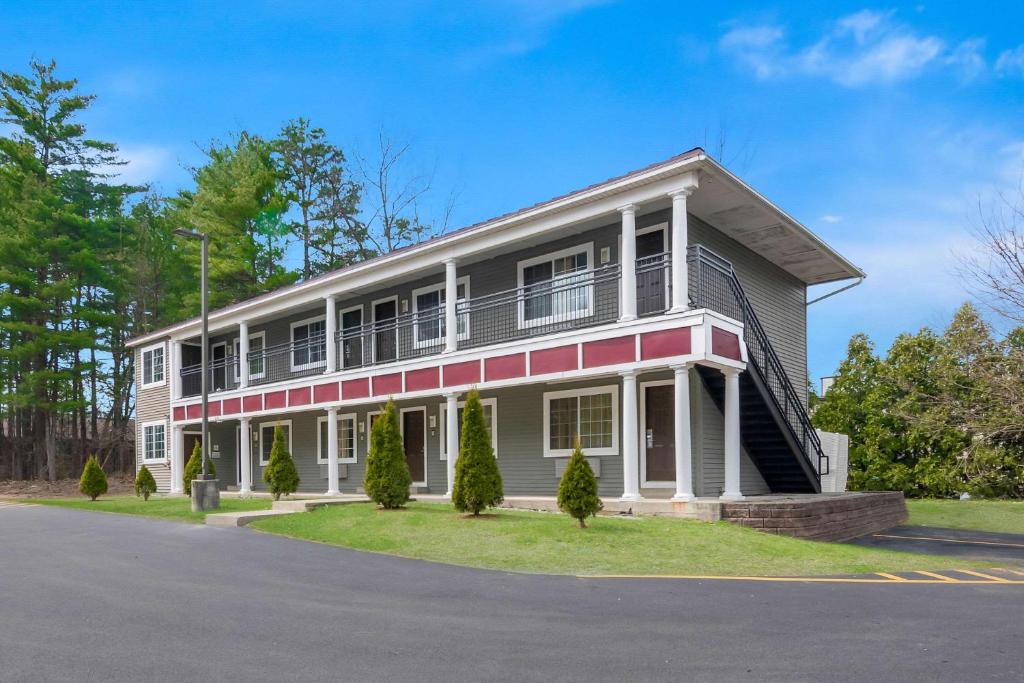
[363,399,411,509]
[557,439,602,528]
[134,465,157,501]
[262,425,299,500]
[452,389,503,516]
[183,440,216,496]
[79,455,108,501]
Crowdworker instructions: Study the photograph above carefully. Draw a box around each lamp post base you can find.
[191,478,221,512]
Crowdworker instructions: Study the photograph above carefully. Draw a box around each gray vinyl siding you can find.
[135,340,172,492]
[692,380,769,497]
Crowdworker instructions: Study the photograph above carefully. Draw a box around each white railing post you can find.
[671,364,695,501]
[720,367,744,501]
[325,295,337,373]
[444,259,458,353]
[669,173,698,312]
[238,321,249,389]
[326,407,340,496]
[619,204,637,322]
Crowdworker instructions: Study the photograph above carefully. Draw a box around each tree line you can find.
[0,59,450,481]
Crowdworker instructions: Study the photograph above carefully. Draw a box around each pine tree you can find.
[452,389,503,515]
[363,400,411,509]
[134,464,157,501]
[262,425,299,500]
[183,440,216,496]
[557,439,602,528]
[79,454,108,501]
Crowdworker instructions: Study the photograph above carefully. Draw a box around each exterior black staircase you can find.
[687,246,827,493]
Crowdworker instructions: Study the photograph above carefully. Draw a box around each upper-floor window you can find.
[290,315,326,371]
[233,331,267,380]
[141,342,166,388]
[142,421,166,461]
[517,243,594,328]
[412,278,470,348]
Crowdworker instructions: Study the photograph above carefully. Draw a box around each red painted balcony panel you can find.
[711,327,742,360]
[582,336,635,368]
[640,328,692,360]
[264,390,287,410]
[342,377,370,400]
[207,401,222,418]
[484,353,526,382]
[221,397,241,415]
[530,345,578,375]
[173,406,186,422]
[443,360,481,387]
[405,367,440,392]
[312,382,340,403]
[242,394,263,413]
[288,387,312,407]
[186,403,202,420]
[373,372,403,396]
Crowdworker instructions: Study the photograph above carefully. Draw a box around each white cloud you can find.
[820,214,843,224]
[995,45,1024,77]
[101,144,175,186]
[720,10,993,87]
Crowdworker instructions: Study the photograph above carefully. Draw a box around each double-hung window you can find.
[291,316,327,371]
[543,385,618,457]
[233,332,266,381]
[518,244,594,328]
[412,278,469,348]
[317,414,358,464]
[259,420,292,466]
[439,398,497,460]
[141,342,166,388]
[142,421,166,462]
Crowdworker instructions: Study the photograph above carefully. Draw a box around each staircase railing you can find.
[687,245,828,479]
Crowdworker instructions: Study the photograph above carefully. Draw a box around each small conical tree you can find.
[79,455,108,501]
[452,389,503,516]
[183,440,216,496]
[263,425,300,500]
[363,399,411,509]
[134,465,157,501]
[557,438,602,528]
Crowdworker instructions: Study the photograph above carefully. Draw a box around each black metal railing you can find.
[636,252,671,316]
[688,245,828,478]
[180,356,239,398]
[335,309,447,370]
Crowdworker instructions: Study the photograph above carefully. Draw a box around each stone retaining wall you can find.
[720,492,907,542]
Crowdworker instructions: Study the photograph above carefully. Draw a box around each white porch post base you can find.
[325,407,340,496]
[444,392,459,498]
[619,370,642,501]
[670,364,695,501]
[239,417,252,496]
[720,367,745,501]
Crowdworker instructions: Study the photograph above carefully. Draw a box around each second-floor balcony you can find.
[177,248,724,399]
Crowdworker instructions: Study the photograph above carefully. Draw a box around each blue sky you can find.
[4,1,1024,385]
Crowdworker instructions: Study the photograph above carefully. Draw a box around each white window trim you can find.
[141,420,168,462]
[258,419,293,466]
[438,397,497,460]
[542,384,619,458]
[366,409,382,436]
[338,304,365,369]
[411,276,470,349]
[232,330,267,381]
[289,314,328,372]
[371,295,399,363]
[140,341,167,389]
[516,242,595,330]
[317,413,358,464]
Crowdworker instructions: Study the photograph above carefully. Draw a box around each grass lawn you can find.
[250,501,989,577]
[906,499,1024,535]
[29,495,273,524]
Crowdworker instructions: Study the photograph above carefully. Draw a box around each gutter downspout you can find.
[806,277,864,306]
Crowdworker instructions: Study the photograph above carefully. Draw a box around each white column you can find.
[444,392,459,498]
[671,364,695,501]
[620,370,641,501]
[619,204,638,322]
[721,368,744,501]
[444,259,458,353]
[325,407,340,496]
[238,321,249,389]
[171,341,183,399]
[669,185,696,312]
[170,424,184,494]
[239,417,252,496]
[325,294,337,373]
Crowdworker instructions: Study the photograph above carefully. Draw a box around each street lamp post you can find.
[174,228,219,511]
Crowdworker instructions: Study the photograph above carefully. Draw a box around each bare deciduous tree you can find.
[958,180,1024,323]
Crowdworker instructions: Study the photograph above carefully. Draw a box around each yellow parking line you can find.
[956,569,1011,583]
[1002,568,1024,577]
[875,572,907,581]
[915,571,959,582]
[872,533,1024,549]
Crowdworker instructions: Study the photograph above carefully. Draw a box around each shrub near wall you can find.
[134,465,157,501]
[557,439,602,528]
[263,425,300,501]
[363,400,411,509]
[79,455,108,501]
[183,441,216,496]
[452,389,503,516]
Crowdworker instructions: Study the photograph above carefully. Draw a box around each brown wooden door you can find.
[402,410,425,483]
[644,385,674,482]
